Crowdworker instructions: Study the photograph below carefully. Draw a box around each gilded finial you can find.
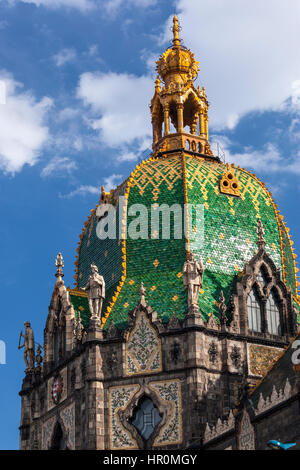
[172,15,181,48]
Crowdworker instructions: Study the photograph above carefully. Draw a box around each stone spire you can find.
[55,252,64,281]
[219,290,228,327]
[139,282,147,307]
[256,219,266,250]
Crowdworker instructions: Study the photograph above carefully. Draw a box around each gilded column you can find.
[205,113,209,139]
[177,103,184,133]
[199,111,205,137]
[163,104,170,136]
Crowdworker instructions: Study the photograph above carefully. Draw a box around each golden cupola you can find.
[150,15,213,158]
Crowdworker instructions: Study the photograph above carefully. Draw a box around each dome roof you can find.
[73,153,299,329]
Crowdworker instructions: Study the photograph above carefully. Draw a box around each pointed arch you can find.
[44,281,75,370]
[229,248,297,338]
[247,286,262,333]
[265,288,281,336]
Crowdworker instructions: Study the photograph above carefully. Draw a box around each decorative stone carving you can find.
[183,252,204,312]
[80,263,105,323]
[219,167,240,197]
[106,320,119,340]
[149,379,182,446]
[42,415,56,450]
[108,385,140,450]
[203,410,235,443]
[255,379,293,415]
[230,345,241,369]
[35,343,43,372]
[18,321,35,372]
[238,410,255,450]
[208,342,218,364]
[167,312,182,330]
[229,313,240,333]
[206,314,219,330]
[73,312,84,342]
[139,282,146,307]
[47,367,67,411]
[60,402,75,450]
[218,290,228,327]
[125,311,162,376]
[256,219,265,249]
[55,252,64,281]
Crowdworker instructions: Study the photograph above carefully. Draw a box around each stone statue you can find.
[80,263,105,321]
[183,252,204,310]
[18,321,35,371]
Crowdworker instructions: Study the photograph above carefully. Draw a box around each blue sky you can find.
[0,0,299,449]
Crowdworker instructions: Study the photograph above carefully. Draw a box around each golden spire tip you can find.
[172,14,181,48]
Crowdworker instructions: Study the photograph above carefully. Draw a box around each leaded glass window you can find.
[266,290,281,335]
[130,397,161,440]
[247,288,262,332]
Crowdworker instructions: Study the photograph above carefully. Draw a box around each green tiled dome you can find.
[73,154,300,329]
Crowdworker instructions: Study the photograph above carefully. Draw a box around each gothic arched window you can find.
[247,288,262,332]
[266,290,281,335]
[130,397,161,441]
[50,422,68,450]
[257,266,268,287]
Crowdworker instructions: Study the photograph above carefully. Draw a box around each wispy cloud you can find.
[77,72,153,148]
[0,70,52,174]
[213,137,300,176]
[6,0,95,11]
[59,184,99,199]
[41,156,77,177]
[5,0,156,13]
[53,48,77,67]
[103,173,123,191]
[104,0,157,15]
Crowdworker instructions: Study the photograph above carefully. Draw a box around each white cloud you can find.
[103,173,123,191]
[41,156,77,177]
[59,174,123,198]
[117,151,137,163]
[213,138,300,175]
[104,0,156,15]
[6,0,95,11]
[163,0,300,128]
[5,0,156,12]
[88,44,98,57]
[59,184,99,198]
[53,48,77,67]
[77,72,153,148]
[0,71,52,174]
[291,80,300,110]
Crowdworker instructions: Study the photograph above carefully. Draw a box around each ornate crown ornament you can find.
[156,16,199,86]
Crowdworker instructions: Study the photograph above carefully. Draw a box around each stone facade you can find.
[19,257,299,449]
